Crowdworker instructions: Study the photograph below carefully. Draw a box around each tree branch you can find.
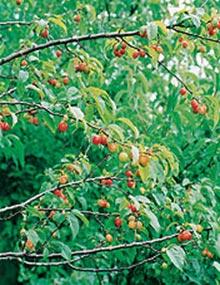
[0,30,139,66]
[0,175,117,214]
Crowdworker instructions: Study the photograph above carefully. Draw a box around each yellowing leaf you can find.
[154,20,168,34]
[49,16,67,33]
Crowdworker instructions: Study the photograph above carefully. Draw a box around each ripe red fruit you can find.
[114,217,122,228]
[208,28,217,36]
[105,179,113,186]
[92,135,101,145]
[114,48,121,57]
[0,122,10,131]
[121,42,127,50]
[191,99,199,113]
[97,199,109,208]
[101,178,113,186]
[132,51,139,59]
[56,50,62,58]
[75,62,89,72]
[16,0,22,4]
[29,117,39,125]
[74,14,81,23]
[128,204,137,213]
[182,40,188,48]
[100,134,108,145]
[41,28,49,38]
[21,60,27,67]
[63,76,69,85]
[119,48,126,56]
[53,189,63,197]
[127,179,135,188]
[125,170,133,177]
[178,37,184,43]
[177,230,192,242]
[179,87,187,96]
[48,78,57,87]
[58,121,68,132]
[139,50,146,57]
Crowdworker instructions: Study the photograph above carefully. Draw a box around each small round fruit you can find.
[128,215,136,222]
[161,262,168,269]
[191,99,199,113]
[16,0,22,4]
[139,50,145,57]
[59,174,68,184]
[118,49,125,56]
[74,14,81,23]
[100,134,108,145]
[41,28,49,38]
[63,76,69,85]
[132,51,139,59]
[105,179,113,186]
[208,28,217,36]
[128,220,137,229]
[196,225,203,233]
[199,46,206,53]
[108,143,118,153]
[21,60,27,67]
[66,163,75,171]
[56,50,62,58]
[105,234,113,243]
[0,122,10,131]
[119,152,129,162]
[125,170,133,177]
[114,217,122,228]
[139,154,149,167]
[177,230,192,242]
[97,199,109,208]
[53,189,62,197]
[182,40,189,48]
[92,135,101,145]
[178,37,184,43]
[114,49,121,57]
[29,117,39,125]
[25,239,34,250]
[48,78,57,86]
[128,204,137,212]
[121,42,127,50]
[127,179,136,188]
[179,87,187,96]
[198,104,207,115]
[58,121,68,132]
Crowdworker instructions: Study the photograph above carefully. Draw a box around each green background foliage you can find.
[0,0,219,284]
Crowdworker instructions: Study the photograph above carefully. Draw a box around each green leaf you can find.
[117,117,139,139]
[167,245,186,271]
[67,213,80,240]
[27,229,39,245]
[72,209,89,226]
[143,207,160,232]
[48,16,67,33]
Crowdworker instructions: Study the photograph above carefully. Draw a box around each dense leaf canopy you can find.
[0,0,219,284]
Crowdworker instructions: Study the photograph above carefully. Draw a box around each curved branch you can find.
[0,30,139,66]
[171,27,220,44]
[0,175,117,214]
[0,233,178,260]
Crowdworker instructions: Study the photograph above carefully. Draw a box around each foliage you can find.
[0,0,219,284]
